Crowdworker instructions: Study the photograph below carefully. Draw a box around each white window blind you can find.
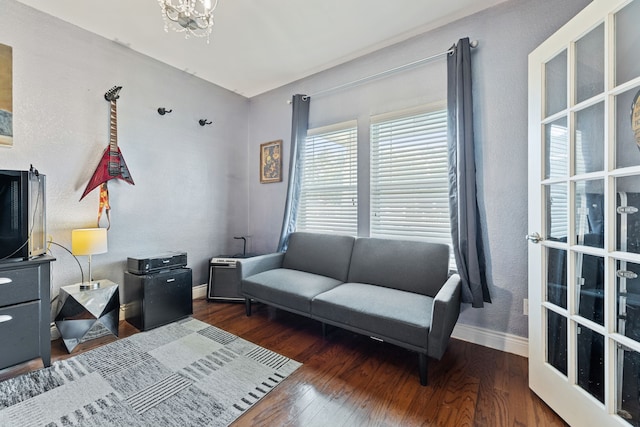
[297,121,358,235]
[370,107,454,264]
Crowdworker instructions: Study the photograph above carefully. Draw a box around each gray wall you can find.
[247,0,592,338]
[0,0,250,298]
[0,0,594,338]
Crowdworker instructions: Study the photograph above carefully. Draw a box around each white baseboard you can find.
[51,285,210,341]
[192,283,208,299]
[119,303,131,322]
[53,285,529,360]
[118,284,208,322]
[184,285,531,358]
[452,323,528,358]
[50,323,60,340]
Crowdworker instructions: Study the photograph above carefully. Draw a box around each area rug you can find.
[0,318,301,427]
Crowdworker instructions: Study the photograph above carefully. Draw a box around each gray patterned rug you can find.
[0,318,301,427]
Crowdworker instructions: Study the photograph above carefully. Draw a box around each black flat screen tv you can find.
[0,167,46,261]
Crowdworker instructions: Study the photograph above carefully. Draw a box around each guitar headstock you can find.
[104,86,122,102]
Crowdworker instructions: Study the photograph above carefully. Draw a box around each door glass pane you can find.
[616,260,640,344]
[615,86,640,169]
[617,345,640,424]
[577,324,605,403]
[545,50,567,117]
[576,23,604,104]
[576,252,604,326]
[547,309,567,376]
[616,0,640,86]
[575,102,605,174]
[545,117,568,179]
[546,183,567,241]
[575,179,604,248]
[616,176,640,254]
[547,247,567,309]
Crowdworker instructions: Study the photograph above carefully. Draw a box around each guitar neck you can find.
[109,100,118,153]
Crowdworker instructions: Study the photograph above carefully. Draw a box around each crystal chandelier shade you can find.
[158,0,219,43]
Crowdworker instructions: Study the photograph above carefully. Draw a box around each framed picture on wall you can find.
[260,139,282,183]
[0,43,12,147]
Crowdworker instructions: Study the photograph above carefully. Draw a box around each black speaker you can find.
[124,268,193,331]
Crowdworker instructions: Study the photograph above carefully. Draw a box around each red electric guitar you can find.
[80,86,134,201]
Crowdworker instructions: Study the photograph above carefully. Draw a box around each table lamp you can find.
[72,228,108,290]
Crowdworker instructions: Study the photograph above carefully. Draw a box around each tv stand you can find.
[0,255,54,370]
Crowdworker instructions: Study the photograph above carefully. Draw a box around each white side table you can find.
[54,279,119,353]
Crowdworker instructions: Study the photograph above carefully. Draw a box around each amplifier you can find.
[207,255,259,301]
[127,251,187,275]
[210,257,239,267]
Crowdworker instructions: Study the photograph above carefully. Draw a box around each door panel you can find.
[574,102,605,175]
[547,246,568,308]
[529,1,640,426]
[545,183,568,240]
[547,308,568,375]
[616,88,640,169]
[575,23,604,104]
[615,0,640,86]
[545,118,569,179]
[545,50,568,117]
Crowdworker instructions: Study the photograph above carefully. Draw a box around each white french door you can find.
[528,0,640,426]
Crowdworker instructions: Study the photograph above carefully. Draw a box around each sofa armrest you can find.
[428,274,462,360]
[236,253,285,279]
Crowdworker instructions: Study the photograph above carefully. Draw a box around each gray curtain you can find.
[277,94,311,252]
[447,38,491,307]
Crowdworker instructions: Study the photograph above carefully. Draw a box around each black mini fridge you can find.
[124,268,193,331]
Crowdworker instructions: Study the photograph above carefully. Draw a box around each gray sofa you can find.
[238,232,462,385]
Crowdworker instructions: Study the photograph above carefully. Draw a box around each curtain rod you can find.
[302,40,478,99]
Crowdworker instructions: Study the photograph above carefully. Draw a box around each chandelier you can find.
[158,0,219,43]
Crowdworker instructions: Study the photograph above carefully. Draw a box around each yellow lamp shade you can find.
[71,228,108,256]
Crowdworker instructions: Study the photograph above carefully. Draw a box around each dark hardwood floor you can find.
[0,298,567,426]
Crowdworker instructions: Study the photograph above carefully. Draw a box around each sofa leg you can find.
[321,323,327,337]
[418,354,428,386]
[245,298,252,316]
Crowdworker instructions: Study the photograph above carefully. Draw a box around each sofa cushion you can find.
[282,232,355,282]
[311,282,433,349]
[347,238,449,297]
[242,268,343,315]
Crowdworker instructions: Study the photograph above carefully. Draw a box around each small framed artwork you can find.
[0,43,12,147]
[260,139,282,183]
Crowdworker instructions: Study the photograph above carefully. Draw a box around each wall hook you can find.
[157,107,172,115]
[199,119,212,126]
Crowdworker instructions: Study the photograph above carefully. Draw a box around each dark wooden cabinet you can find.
[124,268,192,331]
[0,255,54,370]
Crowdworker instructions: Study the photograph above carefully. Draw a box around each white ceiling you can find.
[15,0,507,98]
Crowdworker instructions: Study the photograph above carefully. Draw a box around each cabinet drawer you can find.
[0,266,40,307]
[0,301,40,369]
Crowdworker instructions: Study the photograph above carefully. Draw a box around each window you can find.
[370,106,454,264]
[297,121,358,235]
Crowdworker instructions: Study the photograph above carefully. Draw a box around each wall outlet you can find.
[523,298,529,316]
